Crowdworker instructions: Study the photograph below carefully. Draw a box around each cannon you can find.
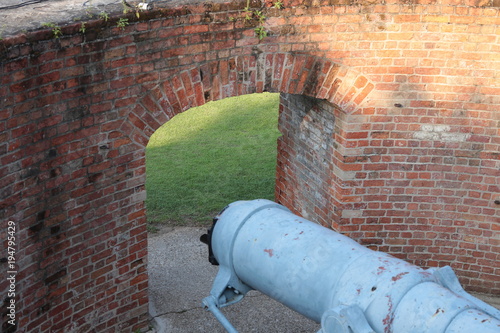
[200,199,500,332]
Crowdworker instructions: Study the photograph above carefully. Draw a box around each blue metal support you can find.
[202,296,238,333]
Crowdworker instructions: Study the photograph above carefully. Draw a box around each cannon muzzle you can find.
[201,199,500,332]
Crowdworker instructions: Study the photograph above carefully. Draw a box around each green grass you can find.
[146,92,280,226]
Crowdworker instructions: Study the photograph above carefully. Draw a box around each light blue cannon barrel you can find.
[203,199,500,333]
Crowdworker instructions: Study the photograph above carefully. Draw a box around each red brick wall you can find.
[0,0,499,331]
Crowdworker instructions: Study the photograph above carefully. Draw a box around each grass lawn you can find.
[146,92,280,227]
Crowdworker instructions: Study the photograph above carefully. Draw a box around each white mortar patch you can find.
[341,210,362,218]
[413,124,470,142]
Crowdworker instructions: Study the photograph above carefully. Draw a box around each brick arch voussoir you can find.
[128,52,376,146]
[255,52,375,112]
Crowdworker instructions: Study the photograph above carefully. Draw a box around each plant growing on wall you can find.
[242,0,285,40]
[116,18,129,30]
[42,22,62,38]
[254,26,267,40]
[243,1,253,20]
[74,0,140,36]
[99,11,110,22]
[273,1,284,9]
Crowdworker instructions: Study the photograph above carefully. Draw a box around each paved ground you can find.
[148,226,500,333]
[0,0,229,38]
[147,226,320,333]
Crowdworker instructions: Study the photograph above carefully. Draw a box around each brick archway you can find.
[124,53,374,149]
[121,53,375,243]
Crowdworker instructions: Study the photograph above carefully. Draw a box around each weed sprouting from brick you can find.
[42,22,62,38]
[116,18,129,30]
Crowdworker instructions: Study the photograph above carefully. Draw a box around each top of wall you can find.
[2,0,499,39]
[0,0,228,38]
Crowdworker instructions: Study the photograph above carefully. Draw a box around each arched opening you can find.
[124,53,379,330]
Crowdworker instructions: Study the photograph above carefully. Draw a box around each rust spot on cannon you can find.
[264,249,274,257]
[391,272,409,282]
